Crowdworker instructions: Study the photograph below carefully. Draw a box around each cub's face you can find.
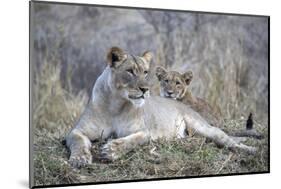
[107,47,153,107]
[156,67,193,100]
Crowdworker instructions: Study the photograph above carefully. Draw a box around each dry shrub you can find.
[32,61,88,135]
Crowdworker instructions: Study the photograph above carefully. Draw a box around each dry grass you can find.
[32,64,268,187]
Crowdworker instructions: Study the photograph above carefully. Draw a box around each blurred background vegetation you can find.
[32,3,268,120]
[31,2,268,186]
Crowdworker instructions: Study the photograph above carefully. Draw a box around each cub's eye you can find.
[144,70,148,75]
[164,79,169,83]
[126,69,134,75]
[176,81,181,85]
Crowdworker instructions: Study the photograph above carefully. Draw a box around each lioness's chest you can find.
[111,113,145,138]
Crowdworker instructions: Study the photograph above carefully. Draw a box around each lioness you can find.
[66,47,256,167]
[155,66,223,132]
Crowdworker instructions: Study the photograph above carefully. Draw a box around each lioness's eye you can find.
[144,70,148,75]
[176,81,180,85]
[164,79,168,83]
[126,69,134,75]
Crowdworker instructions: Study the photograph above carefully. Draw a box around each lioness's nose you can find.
[139,87,149,94]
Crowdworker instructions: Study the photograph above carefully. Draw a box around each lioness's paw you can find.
[101,139,125,161]
[69,151,92,168]
[246,146,257,155]
[231,143,257,155]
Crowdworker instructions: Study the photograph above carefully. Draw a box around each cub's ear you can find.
[107,47,127,67]
[182,71,193,85]
[155,66,167,81]
[142,51,153,63]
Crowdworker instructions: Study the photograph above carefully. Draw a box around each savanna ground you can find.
[31,2,269,187]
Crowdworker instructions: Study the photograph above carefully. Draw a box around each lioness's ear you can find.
[182,71,193,85]
[142,51,153,63]
[107,47,127,67]
[155,66,167,81]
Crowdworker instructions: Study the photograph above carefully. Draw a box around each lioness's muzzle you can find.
[128,87,149,100]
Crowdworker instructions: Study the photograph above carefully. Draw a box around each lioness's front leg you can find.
[66,129,92,167]
[101,131,149,161]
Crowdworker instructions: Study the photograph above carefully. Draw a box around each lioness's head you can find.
[107,47,153,107]
[156,66,193,100]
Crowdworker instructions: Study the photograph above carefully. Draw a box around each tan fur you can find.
[66,47,256,167]
[156,67,224,136]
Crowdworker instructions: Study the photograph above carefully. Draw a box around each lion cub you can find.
[156,66,223,136]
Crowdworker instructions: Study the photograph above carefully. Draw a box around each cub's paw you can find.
[69,149,92,168]
[101,139,125,161]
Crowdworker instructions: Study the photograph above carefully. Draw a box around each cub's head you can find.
[107,47,153,107]
[155,66,193,100]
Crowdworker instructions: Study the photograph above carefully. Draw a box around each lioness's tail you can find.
[233,113,264,139]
